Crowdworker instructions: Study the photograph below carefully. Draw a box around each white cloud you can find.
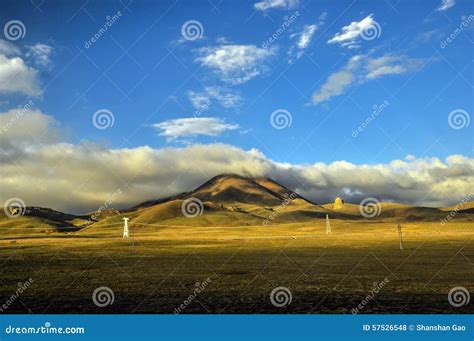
[0,54,41,96]
[312,69,355,104]
[153,117,240,140]
[312,54,423,104]
[328,14,377,48]
[0,111,472,213]
[437,0,455,11]
[0,40,49,96]
[288,24,317,63]
[297,24,317,49]
[0,39,21,56]
[365,55,422,80]
[188,87,243,110]
[26,44,53,69]
[187,90,211,109]
[254,0,299,11]
[0,108,61,146]
[195,45,276,84]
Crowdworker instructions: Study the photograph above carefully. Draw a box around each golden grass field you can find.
[1,175,472,313]
[1,218,472,313]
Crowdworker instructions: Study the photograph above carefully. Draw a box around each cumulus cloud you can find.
[26,43,53,69]
[328,14,377,48]
[254,0,299,11]
[312,54,423,104]
[0,110,472,213]
[437,0,455,11]
[195,44,276,84]
[0,54,41,96]
[0,40,47,96]
[188,86,243,110]
[153,117,240,141]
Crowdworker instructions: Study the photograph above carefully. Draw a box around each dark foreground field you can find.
[0,221,472,314]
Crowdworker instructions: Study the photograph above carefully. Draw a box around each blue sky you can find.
[1,0,472,164]
[0,0,473,211]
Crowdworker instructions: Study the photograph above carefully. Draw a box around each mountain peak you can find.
[133,173,314,210]
[184,173,314,206]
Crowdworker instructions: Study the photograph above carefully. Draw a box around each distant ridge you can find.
[2,174,473,235]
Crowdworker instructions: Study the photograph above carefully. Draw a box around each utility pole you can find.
[326,214,332,235]
[397,223,404,250]
[123,217,130,238]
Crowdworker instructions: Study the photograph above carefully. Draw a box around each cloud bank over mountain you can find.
[1,110,472,213]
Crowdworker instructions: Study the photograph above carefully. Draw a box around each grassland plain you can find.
[0,219,472,314]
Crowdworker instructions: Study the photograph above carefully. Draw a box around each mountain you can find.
[132,174,314,209]
[1,174,473,235]
[0,206,89,235]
